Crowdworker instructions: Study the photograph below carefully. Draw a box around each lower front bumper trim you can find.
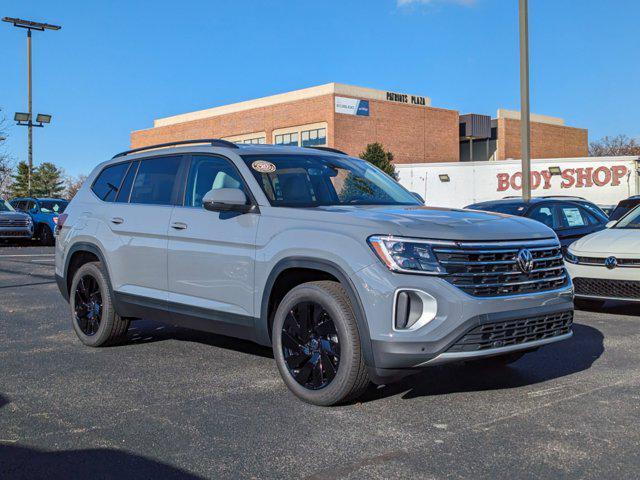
[416,331,573,367]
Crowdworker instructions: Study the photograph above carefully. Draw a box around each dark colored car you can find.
[608,195,640,222]
[10,197,69,245]
[466,196,609,250]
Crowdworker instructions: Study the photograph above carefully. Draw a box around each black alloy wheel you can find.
[74,274,103,336]
[281,301,340,390]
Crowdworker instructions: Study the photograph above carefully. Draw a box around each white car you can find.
[566,205,640,305]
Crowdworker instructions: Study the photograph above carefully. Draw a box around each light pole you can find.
[519,0,532,202]
[2,17,61,195]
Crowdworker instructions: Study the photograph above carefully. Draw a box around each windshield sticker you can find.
[251,160,276,173]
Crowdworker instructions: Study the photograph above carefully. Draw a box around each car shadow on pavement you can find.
[576,300,640,316]
[360,322,605,402]
[124,319,274,359]
[0,393,204,480]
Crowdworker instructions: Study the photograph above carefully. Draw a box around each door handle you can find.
[110,217,124,225]
[171,222,188,230]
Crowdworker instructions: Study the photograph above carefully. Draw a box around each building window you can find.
[301,128,326,147]
[236,137,265,145]
[275,132,299,147]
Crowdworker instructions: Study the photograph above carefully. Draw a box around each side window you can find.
[130,156,182,206]
[184,155,246,208]
[92,162,130,202]
[26,201,37,212]
[13,201,26,211]
[559,205,589,228]
[528,205,560,229]
[115,161,139,203]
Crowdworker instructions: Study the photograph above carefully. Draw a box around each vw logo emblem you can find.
[605,256,618,270]
[516,249,534,274]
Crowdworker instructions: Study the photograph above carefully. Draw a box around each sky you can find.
[1,0,639,177]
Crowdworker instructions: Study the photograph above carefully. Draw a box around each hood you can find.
[570,228,640,256]
[312,205,556,242]
[0,211,30,220]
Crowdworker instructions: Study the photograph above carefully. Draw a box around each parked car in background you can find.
[0,199,33,243]
[598,205,616,217]
[566,205,640,308]
[466,196,609,251]
[608,195,640,222]
[11,197,69,245]
[54,139,573,406]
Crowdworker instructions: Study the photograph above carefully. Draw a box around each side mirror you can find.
[411,192,425,204]
[606,220,617,228]
[202,188,255,214]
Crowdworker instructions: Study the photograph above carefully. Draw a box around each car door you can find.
[167,154,259,333]
[93,155,185,312]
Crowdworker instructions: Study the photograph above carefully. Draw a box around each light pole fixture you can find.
[518,0,532,202]
[3,17,61,195]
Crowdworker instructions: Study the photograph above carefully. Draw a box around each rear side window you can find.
[130,156,182,205]
[92,162,130,202]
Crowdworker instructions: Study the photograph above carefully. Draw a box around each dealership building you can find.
[131,83,588,164]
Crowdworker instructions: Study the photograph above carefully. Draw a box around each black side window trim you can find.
[177,153,258,209]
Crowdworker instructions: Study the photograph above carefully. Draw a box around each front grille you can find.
[447,311,573,353]
[574,278,640,299]
[575,256,640,267]
[0,230,31,237]
[0,218,30,227]
[433,241,568,297]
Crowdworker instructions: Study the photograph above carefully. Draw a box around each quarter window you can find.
[184,155,245,208]
[130,156,182,205]
[91,162,130,202]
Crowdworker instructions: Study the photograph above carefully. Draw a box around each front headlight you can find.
[564,250,578,264]
[368,235,447,275]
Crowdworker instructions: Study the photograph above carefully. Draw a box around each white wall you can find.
[397,157,640,209]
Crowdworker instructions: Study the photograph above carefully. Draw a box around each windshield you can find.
[614,205,640,229]
[0,200,14,212]
[241,154,420,208]
[39,200,68,214]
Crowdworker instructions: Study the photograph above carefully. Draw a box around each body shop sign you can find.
[497,165,629,191]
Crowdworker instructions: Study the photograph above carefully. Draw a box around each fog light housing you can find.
[394,289,438,331]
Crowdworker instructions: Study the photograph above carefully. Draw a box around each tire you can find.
[272,280,370,406]
[69,261,129,347]
[38,224,54,246]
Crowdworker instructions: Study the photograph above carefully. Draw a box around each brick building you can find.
[130,83,588,164]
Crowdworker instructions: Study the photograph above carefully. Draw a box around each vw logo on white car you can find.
[605,256,618,270]
[516,249,534,274]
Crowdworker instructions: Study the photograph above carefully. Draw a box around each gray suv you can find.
[55,139,574,405]
[0,199,33,242]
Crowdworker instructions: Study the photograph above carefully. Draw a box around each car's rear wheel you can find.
[272,281,369,406]
[38,224,54,246]
[70,262,129,347]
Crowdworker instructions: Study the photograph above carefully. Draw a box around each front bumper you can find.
[566,261,640,301]
[0,226,33,239]
[353,263,574,377]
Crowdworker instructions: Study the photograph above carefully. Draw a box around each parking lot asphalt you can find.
[0,245,639,479]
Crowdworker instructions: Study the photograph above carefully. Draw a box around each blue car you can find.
[10,197,69,245]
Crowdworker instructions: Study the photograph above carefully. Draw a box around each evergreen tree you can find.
[10,161,31,197]
[359,143,398,180]
[33,162,65,197]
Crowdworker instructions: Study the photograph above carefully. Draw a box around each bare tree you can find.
[0,113,15,200]
[65,174,87,200]
[589,134,640,157]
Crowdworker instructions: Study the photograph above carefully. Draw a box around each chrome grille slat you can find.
[433,241,568,297]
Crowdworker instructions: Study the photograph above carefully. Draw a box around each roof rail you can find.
[112,138,239,159]
[306,146,348,155]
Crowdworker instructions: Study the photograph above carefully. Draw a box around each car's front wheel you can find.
[38,224,54,246]
[272,281,370,406]
[70,262,129,347]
